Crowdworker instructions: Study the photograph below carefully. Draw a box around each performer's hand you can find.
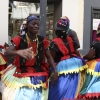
[17,47,33,59]
[51,71,58,86]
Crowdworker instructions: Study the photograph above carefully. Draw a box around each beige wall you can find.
[62,0,84,49]
[77,0,84,49]
[0,0,8,45]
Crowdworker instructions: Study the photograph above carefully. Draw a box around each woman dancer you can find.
[48,16,87,100]
[78,23,100,99]
[1,15,58,100]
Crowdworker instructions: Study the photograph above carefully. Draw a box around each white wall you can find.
[77,0,84,50]
[62,0,84,49]
[0,0,8,45]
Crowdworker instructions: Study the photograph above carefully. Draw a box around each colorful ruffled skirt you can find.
[78,59,100,99]
[1,65,49,100]
[48,57,87,100]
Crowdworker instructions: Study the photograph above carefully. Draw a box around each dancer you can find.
[78,23,100,99]
[48,16,87,100]
[1,15,58,100]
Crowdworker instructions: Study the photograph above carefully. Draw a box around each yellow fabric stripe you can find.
[58,64,88,76]
[75,70,86,97]
[87,69,100,76]
[0,54,6,65]
[85,60,100,76]
[1,76,48,89]
[1,64,88,90]
[0,65,48,89]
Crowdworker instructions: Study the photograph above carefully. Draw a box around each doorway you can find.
[91,7,100,45]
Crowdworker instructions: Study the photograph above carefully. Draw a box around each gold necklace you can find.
[26,33,38,57]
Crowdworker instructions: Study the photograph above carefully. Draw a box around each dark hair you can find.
[55,30,68,38]
[4,42,9,47]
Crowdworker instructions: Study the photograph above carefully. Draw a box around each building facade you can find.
[0,0,100,55]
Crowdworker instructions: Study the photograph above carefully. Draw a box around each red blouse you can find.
[11,36,49,75]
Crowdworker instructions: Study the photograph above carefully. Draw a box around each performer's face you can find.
[27,20,39,35]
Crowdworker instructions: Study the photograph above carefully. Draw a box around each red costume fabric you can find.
[11,36,50,77]
[50,36,77,64]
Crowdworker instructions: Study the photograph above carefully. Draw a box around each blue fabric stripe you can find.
[87,76,100,93]
[95,61,100,72]
[14,76,46,100]
[49,73,79,100]
[77,56,86,65]
[54,57,84,73]
[49,57,84,99]
[30,76,46,85]
[14,87,42,100]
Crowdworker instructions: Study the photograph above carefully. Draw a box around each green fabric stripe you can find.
[80,73,93,95]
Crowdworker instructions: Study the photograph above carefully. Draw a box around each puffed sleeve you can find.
[11,36,21,50]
